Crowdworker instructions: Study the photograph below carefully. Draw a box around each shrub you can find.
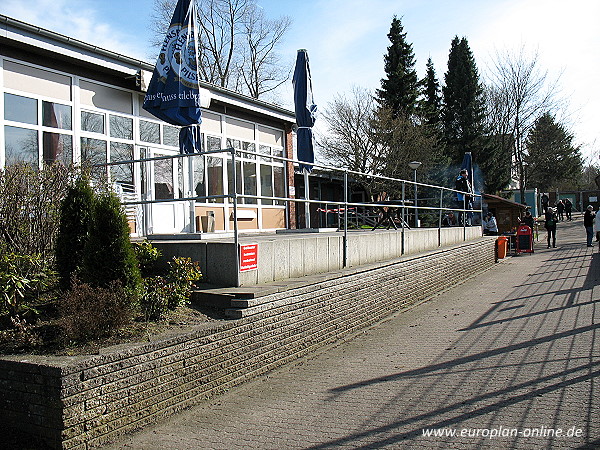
[55,175,95,290]
[165,257,202,310]
[0,252,54,320]
[59,279,132,342]
[132,240,162,277]
[139,257,202,321]
[81,191,141,295]
[0,163,71,259]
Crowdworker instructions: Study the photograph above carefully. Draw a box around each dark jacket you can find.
[544,212,557,230]
[584,210,595,227]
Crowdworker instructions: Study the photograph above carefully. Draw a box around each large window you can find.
[3,92,73,166]
[4,126,38,165]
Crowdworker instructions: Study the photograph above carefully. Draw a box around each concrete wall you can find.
[154,226,482,286]
[0,239,495,449]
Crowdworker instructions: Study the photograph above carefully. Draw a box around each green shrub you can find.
[81,192,141,295]
[165,257,202,310]
[139,257,202,321]
[59,279,132,342]
[55,175,95,290]
[0,252,53,319]
[133,240,162,277]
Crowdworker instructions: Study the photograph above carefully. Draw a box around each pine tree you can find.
[417,57,442,131]
[442,36,485,164]
[525,113,582,191]
[377,16,419,118]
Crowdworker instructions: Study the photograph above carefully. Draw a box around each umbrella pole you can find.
[304,168,310,228]
[188,154,196,233]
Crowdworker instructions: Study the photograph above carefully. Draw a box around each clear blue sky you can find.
[2,0,598,161]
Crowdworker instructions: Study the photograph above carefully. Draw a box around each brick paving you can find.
[106,216,599,449]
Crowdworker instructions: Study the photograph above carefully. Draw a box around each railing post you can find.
[401,180,405,255]
[343,169,348,268]
[231,148,240,286]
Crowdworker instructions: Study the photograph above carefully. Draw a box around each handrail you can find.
[95,147,482,271]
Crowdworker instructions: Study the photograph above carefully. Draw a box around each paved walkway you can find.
[107,216,599,449]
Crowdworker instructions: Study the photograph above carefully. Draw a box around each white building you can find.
[0,14,298,235]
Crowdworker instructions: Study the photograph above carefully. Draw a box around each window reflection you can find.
[4,126,38,165]
[109,115,133,140]
[42,101,72,130]
[4,93,37,125]
[140,120,160,144]
[110,142,134,185]
[273,166,285,205]
[81,138,107,181]
[260,164,273,205]
[163,125,179,147]
[243,161,257,204]
[81,111,105,134]
[207,156,223,203]
[43,132,72,165]
[154,157,174,200]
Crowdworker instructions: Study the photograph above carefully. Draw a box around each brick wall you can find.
[0,239,495,449]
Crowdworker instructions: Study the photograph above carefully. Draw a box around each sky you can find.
[2,0,598,161]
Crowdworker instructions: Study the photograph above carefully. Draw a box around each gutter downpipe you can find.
[231,148,240,287]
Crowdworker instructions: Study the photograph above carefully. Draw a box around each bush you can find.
[55,175,95,290]
[81,192,141,295]
[59,279,132,342]
[140,257,202,321]
[132,240,162,277]
[0,252,54,319]
[0,163,71,259]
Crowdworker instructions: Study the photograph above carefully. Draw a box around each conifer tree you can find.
[55,175,94,290]
[442,36,486,164]
[81,192,141,294]
[418,57,442,132]
[377,16,419,118]
[525,113,582,191]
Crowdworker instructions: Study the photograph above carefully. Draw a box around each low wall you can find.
[0,238,495,449]
[154,226,481,286]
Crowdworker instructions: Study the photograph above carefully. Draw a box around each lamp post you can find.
[408,161,422,227]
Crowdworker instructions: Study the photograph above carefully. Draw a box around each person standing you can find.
[544,207,558,248]
[564,198,573,221]
[584,205,595,247]
[521,210,535,230]
[595,208,600,248]
[541,193,549,214]
[556,200,565,221]
[483,212,498,235]
[455,169,473,226]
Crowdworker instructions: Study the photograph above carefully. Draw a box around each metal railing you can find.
[97,147,482,280]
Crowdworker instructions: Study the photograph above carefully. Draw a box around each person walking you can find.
[595,208,600,249]
[541,193,549,214]
[556,200,565,221]
[584,205,595,247]
[544,207,558,248]
[564,198,573,221]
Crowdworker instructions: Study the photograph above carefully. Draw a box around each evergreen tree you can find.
[55,175,95,291]
[525,113,582,191]
[377,16,419,118]
[418,57,442,130]
[442,36,486,165]
[81,192,141,294]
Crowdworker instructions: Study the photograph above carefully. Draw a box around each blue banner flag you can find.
[143,0,202,153]
[293,49,317,172]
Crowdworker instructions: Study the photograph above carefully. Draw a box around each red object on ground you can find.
[516,225,534,253]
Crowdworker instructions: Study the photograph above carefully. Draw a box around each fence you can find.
[99,147,482,277]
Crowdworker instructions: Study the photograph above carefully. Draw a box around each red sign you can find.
[239,244,258,272]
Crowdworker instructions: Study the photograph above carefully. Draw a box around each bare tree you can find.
[317,86,442,199]
[484,47,561,200]
[151,0,291,99]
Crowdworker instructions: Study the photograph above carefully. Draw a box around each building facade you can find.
[0,14,297,235]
